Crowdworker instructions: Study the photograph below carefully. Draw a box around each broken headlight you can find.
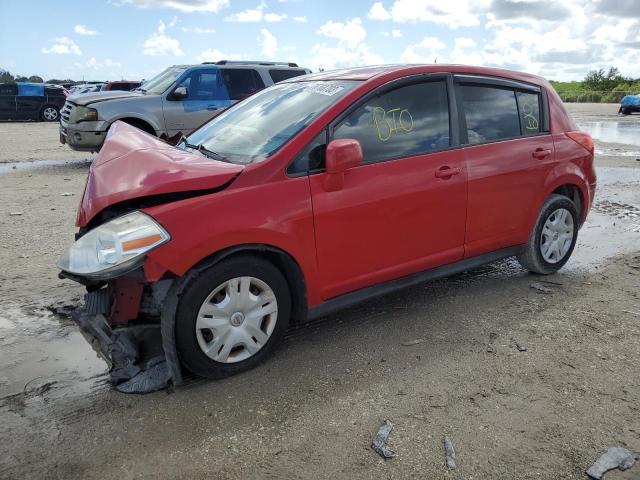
[72,105,98,123]
[58,211,170,279]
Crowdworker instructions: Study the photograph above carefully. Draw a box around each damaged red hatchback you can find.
[58,65,596,392]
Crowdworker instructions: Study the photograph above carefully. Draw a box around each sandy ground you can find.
[0,104,639,479]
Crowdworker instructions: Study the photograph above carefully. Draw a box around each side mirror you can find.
[171,86,188,101]
[324,138,363,191]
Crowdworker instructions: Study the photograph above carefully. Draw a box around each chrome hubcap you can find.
[43,107,58,120]
[195,276,278,363]
[540,208,574,264]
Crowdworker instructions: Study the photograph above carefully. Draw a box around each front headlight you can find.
[58,211,170,279]
[72,105,98,123]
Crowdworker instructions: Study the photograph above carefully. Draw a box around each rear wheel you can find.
[40,105,59,122]
[516,194,579,274]
[620,107,631,115]
[175,256,291,379]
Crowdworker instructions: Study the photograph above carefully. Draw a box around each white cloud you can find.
[264,12,287,22]
[197,48,240,63]
[74,24,100,35]
[385,29,402,38]
[454,37,477,49]
[80,57,122,70]
[400,36,446,63]
[126,0,229,13]
[143,20,184,56]
[293,16,307,23]
[181,26,216,33]
[316,18,366,49]
[226,3,264,21]
[259,28,278,58]
[368,2,391,20]
[42,37,82,55]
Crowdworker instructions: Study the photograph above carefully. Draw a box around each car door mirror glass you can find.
[171,86,188,101]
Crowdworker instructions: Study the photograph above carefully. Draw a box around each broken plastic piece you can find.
[586,447,637,479]
[371,419,394,459]
[444,435,456,469]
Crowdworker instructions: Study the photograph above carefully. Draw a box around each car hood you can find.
[76,121,243,227]
[68,90,145,106]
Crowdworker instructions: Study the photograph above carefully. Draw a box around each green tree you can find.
[0,71,14,83]
[28,75,43,83]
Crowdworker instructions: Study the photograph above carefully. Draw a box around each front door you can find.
[162,68,232,137]
[309,79,467,300]
[455,80,556,257]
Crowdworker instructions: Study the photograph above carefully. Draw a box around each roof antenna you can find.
[434,58,438,64]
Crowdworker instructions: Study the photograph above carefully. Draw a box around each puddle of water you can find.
[0,158,91,174]
[578,121,640,148]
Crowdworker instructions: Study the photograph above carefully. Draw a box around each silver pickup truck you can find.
[59,61,310,152]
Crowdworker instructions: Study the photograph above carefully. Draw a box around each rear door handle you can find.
[207,105,219,111]
[532,148,552,159]
[435,166,461,178]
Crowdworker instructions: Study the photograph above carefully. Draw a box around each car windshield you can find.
[182,80,359,164]
[138,66,187,94]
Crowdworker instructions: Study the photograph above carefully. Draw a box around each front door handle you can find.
[532,148,552,159]
[207,105,219,111]
[435,166,461,178]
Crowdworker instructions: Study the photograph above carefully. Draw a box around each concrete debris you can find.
[444,436,457,469]
[530,281,554,294]
[586,447,638,479]
[60,192,74,196]
[487,332,498,353]
[513,339,527,352]
[401,339,425,346]
[9,212,23,216]
[371,419,394,459]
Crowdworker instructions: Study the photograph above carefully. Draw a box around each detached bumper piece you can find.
[71,288,173,394]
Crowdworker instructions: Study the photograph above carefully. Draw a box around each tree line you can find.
[551,67,640,103]
[1,70,82,85]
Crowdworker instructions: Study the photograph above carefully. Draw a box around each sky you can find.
[1,0,639,82]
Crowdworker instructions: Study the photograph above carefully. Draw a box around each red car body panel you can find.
[74,65,596,311]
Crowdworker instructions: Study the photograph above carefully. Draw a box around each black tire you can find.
[620,107,631,116]
[516,194,579,275]
[175,255,291,379]
[40,105,60,122]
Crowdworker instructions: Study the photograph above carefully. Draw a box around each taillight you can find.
[566,131,594,155]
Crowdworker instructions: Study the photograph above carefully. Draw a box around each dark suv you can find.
[0,82,67,121]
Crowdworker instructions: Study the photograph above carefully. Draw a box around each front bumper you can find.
[68,274,183,393]
[59,121,108,152]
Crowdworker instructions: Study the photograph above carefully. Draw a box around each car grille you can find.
[60,101,75,123]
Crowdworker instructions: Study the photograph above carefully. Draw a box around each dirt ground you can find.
[0,104,639,480]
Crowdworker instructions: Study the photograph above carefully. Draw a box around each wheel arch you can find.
[183,243,309,325]
[110,116,158,135]
[541,164,591,225]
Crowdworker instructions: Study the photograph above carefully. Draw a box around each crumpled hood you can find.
[77,121,243,227]
[68,90,145,106]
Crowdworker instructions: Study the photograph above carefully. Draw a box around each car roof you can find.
[290,64,547,86]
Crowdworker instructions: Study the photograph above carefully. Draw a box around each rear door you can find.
[220,68,265,101]
[0,84,17,119]
[308,78,467,299]
[455,76,555,257]
[162,68,232,136]
[16,83,45,119]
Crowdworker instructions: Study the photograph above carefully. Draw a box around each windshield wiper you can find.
[180,138,228,162]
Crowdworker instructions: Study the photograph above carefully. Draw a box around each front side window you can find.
[517,91,542,135]
[221,69,265,100]
[333,81,450,165]
[182,80,358,164]
[288,131,327,175]
[177,70,228,100]
[460,85,520,144]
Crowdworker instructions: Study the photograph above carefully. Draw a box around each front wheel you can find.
[41,105,60,122]
[516,194,579,275]
[175,256,291,379]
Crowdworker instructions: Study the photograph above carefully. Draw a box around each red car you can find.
[100,80,142,92]
[58,64,596,391]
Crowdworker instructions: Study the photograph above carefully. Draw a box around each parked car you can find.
[58,64,596,391]
[101,81,142,92]
[59,61,311,152]
[619,94,640,115]
[0,82,67,121]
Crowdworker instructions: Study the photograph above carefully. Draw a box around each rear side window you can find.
[17,84,44,97]
[516,91,541,135]
[333,81,450,165]
[0,84,17,95]
[221,69,265,100]
[460,85,520,144]
[269,69,308,83]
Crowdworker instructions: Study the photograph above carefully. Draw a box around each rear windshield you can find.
[182,80,359,164]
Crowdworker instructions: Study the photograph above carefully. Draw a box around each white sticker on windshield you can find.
[306,83,345,96]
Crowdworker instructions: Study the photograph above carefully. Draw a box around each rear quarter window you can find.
[516,91,542,135]
[460,85,520,144]
[269,69,308,83]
